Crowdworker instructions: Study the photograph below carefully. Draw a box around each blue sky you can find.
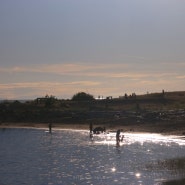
[0,0,185,99]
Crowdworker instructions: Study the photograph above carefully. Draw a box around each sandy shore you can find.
[0,122,184,136]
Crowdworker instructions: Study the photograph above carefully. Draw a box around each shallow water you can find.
[0,128,185,185]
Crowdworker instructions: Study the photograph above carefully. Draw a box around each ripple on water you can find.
[0,128,185,185]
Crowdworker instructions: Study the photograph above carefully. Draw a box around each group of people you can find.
[48,123,124,144]
[89,123,124,144]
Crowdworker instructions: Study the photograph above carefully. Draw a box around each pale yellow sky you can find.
[0,62,184,99]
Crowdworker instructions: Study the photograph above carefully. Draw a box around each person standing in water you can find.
[89,123,93,133]
[49,123,52,133]
[116,129,124,145]
[116,129,121,144]
[89,123,93,140]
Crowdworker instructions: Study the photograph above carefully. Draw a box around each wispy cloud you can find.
[176,75,185,79]
[0,63,184,99]
[0,81,101,90]
[0,63,128,75]
[0,63,178,80]
[0,80,102,99]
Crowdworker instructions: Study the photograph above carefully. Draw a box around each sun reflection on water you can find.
[111,167,116,172]
[0,128,185,185]
[135,172,141,178]
[92,132,185,146]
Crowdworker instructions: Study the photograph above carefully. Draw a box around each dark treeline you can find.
[0,91,185,124]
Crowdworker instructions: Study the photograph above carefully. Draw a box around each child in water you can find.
[116,129,124,144]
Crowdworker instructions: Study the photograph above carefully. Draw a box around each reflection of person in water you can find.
[89,131,93,140]
[49,123,52,133]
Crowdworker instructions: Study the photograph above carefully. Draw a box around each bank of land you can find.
[0,91,185,135]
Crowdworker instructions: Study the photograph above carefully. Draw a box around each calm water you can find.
[0,128,185,185]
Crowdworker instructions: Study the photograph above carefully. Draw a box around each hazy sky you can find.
[0,0,185,99]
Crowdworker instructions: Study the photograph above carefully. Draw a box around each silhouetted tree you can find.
[71,92,94,101]
[44,95,57,108]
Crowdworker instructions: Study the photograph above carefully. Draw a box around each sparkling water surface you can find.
[0,128,185,185]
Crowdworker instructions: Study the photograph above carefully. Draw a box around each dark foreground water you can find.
[0,128,185,185]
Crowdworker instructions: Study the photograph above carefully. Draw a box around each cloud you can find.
[0,63,184,99]
[0,63,178,80]
[0,63,128,75]
[0,81,100,90]
[0,80,102,98]
[109,73,147,78]
[68,81,101,86]
[176,75,185,79]
[0,67,24,73]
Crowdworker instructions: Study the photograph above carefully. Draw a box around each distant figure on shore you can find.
[48,123,52,133]
[89,123,94,140]
[116,129,124,144]
[89,123,93,133]
[116,129,121,144]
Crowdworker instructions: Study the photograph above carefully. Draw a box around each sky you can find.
[0,0,185,100]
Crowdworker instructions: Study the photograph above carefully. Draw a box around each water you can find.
[0,128,185,185]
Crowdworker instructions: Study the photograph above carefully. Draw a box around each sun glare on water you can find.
[92,132,185,146]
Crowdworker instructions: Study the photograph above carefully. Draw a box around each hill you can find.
[0,91,185,135]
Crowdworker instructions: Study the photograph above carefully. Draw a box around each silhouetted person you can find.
[89,123,93,133]
[116,129,121,144]
[89,123,93,140]
[120,135,124,142]
[49,123,52,133]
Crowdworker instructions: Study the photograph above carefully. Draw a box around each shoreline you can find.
[0,122,184,136]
